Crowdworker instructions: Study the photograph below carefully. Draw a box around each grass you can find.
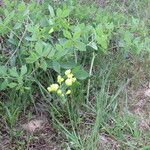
[1,53,150,149]
[44,54,149,149]
[0,0,150,149]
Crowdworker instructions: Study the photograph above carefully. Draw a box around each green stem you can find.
[86,52,96,103]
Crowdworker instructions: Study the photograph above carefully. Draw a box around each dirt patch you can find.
[22,119,46,133]
[0,114,63,150]
[99,133,120,150]
[128,86,150,131]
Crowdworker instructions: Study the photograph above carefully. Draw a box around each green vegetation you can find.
[0,0,150,149]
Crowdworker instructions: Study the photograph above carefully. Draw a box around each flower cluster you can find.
[47,69,76,97]
[64,69,76,86]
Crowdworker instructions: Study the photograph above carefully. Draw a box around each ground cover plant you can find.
[0,0,150,149]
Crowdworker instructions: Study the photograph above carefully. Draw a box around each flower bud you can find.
[72,77,76,82]
[65,78,72,86]
[47,84,59,92]
[57,75,64,84]
[66,90,71,95]
[65,69,71,76]
[57,89,62,95]
[67,73,73,79]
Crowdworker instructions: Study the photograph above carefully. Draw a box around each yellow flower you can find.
[67,73,73,79]
[72,77,76,83]
[65,69,71,76]
[47,84,59,92]
[57,75,64,84]
[66,90,71,95]
[57,89,62,95]
[65,78,73,86]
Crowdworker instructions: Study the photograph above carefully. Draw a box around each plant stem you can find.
[74,50,78,64]
[86,52,96,103]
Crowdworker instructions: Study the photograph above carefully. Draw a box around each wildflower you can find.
[57,75,64,84]
[66,90,71,95]
[72,77,76,83]
[67,73,73,79]
[47,84,59,92]
[65,78,73,86]
[65,69,71,76]
[57,89,62,95]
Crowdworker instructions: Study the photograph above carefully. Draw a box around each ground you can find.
[0,0,150,149]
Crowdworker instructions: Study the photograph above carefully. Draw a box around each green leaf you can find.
[48,28,54,34]
[26,52,39,63]
[14,23,22,30]
[4,11,15,25]
[62,9,70,18]
[55,43,70,59]
[9,67,19,77]
[18,2,26,11]
[25,36,37,42]
[96,35,108,51]
[47,47,56,59]
[35,41,43,55]
[89,42,98,50]
[73,66,89,80]
[48,19,54,25]
[20,65,27,76]
[52,61,60,73]
[26,24,34,32]
[56,8,62,17]
[48,5,55,17]
[0,79,8,90]
[75,41,86,51]
[8,82,17,88]
[63,30,72,39]
[40,59,47,71]
[73,31,81,40]
[64,40,72,49]
[61,60,76,69]
[124,31,132,44]
[0,65,7,76]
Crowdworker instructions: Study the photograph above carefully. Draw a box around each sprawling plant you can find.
[0,0,149,96]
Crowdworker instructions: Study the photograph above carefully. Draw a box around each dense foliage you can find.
[0,0,149,93]
[0,0,150,149]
